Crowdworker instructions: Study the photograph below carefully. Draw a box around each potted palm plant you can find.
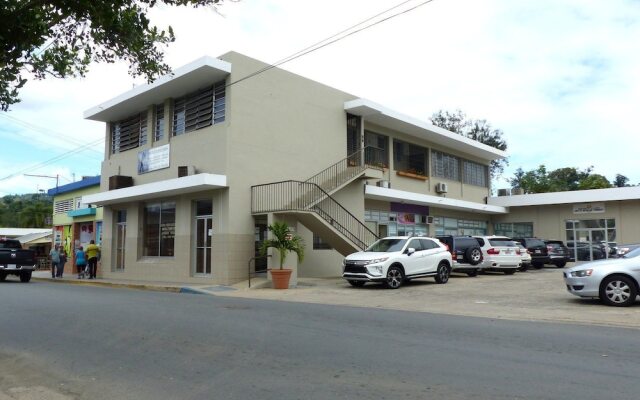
[260,221,305,289]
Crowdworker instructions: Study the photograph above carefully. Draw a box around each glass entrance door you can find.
[566,218,615,261]
[115,210,126,271]
[194,200,213,276]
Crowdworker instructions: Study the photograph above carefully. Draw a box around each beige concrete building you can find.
[83,51,639,285]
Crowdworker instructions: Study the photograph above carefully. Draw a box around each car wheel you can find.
[0,273,6,282]
[518,264,528,272]
[434,262,451,284]
[599,275,638,307]
[385,266,404,289]
[347,280,366,287]
[465,247,483,266]
[466,269,478,277]
[503,269,516,275]
[554,261,567,268]
[532,262,543,269]
[20,271,32,283]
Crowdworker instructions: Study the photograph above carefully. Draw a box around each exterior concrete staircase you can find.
[251,147,384,255]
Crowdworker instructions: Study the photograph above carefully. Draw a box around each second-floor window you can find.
[463,160,488,187]
[432,150,460,181]
[111,111,148,154]
[155,103,164,141]
[393,139,428,176]
[364,130,388,168]
[173,80,226,136]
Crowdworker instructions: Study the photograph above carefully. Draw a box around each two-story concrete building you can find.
[82,51,511,285]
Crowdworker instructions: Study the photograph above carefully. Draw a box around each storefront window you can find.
[144,201,176,257]
[434,217,487,236]
[494,222,533,238]
[365,209,429,237]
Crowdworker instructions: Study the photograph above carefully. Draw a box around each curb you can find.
[32,277,182,293]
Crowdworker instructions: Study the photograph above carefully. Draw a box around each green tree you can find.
[509,165,614,193]
[578,174,611,190]
[612,174,630,187]
[430,110,508,179]
[0,0,225,111]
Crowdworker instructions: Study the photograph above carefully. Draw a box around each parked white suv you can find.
[342,236,453,289]
[473,236,522,275]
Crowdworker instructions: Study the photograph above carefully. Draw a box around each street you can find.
[1,281,639,400]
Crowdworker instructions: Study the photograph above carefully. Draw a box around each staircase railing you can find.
[304,146,385,193]
[251,180,378,250]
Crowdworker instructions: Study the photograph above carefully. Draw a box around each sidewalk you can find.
[31,270,266,295]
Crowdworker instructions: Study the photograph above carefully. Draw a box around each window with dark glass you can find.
[173,80,225,136]
[144,201,176,257]
[364,130,388,168]
[111,111,148,153]
[393,139,428,175]
[432,150,460,181]
[313,233,332,250]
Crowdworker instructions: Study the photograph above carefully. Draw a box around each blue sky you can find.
[1,0,639,196]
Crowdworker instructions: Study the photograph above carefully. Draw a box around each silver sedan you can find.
[563,247,640,306]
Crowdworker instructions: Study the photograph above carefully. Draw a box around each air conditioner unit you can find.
[376,180,390,188]
[497,188,509,197]
[108,175,133,190]
[424,216,434,224]
[435,182,448,194]
[511,188,524,195]
[178,165,195,177]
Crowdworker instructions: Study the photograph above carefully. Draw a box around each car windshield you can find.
[366,239,407,252]
[622,247,640,259]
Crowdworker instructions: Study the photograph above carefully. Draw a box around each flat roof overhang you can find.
[84,56,232,122]
[365,185,508,215]
[345,99,506,162]
[488,186,640,207]
[82,173,227,206]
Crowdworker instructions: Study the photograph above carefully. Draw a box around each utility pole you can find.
[24,174,59,191]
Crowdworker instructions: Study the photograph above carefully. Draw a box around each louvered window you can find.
[155,103,165,141]
[111,112,148,153]
[463,160,488,187]
[173,80,225,136]
[432,151,460,181]
[54,199,73,214]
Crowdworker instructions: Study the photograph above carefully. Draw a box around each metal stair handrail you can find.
[251,180,378,250]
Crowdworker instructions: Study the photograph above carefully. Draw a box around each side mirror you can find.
[406,247,415,255]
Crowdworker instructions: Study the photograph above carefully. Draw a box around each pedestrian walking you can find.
[49,245,60,279]
[85,240,101,280]
[57,248,67,278]
[75,246,87,279]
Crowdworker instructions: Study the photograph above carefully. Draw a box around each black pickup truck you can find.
[0,239,36,282]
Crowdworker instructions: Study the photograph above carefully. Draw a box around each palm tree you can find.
[260,221,305,269]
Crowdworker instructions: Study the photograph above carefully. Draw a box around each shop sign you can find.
[573,202,605,214]
[138,144,170,174]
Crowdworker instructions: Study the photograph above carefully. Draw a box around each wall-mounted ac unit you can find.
[178,165,195,177]
[108,175,133,190]
[497,188,509,196]
[420,216,434,224]
[376,180,390,188]
[511,188,524,195]
[435,182,448,194]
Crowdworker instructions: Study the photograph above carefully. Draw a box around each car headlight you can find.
[367,265,384,276]
[365,257,389,265]
[571,269,593,277]
[342,259,346,267]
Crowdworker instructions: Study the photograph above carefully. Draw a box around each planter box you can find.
[396,171,428,181]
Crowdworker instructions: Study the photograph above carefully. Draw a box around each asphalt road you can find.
[1,281,639,400]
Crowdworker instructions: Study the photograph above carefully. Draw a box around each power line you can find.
[0,137,104,181]
[227,0,436,88]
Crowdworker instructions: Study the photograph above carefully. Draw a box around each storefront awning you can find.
[82,173,227,206]
[365,185,508,215]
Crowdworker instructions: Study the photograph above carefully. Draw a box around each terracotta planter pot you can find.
[270,268,292,289]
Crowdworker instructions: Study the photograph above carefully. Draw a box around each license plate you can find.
[505,250,513,254]
[535,250,541,254]
[7,264,16,269]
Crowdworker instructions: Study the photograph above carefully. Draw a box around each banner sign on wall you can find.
[573,202,605,214]
[138,144,170,174]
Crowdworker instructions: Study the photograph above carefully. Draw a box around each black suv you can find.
[544,240,571,268]
[436,235,483,276]
[512,238,550,269]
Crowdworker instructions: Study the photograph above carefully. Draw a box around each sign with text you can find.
[573,202,605,214]
[138,144,170,174]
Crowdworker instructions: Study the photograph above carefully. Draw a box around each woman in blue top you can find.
[75,246,87,279]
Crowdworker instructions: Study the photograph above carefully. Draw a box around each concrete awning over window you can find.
[82,173,227,206]
[365,185,508,215]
